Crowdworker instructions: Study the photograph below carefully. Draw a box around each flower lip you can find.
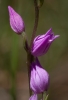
[8,6,25,34]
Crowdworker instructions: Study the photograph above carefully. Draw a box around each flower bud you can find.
[8,6,25,34]
[30,58,49,93]
[31,28,60,56]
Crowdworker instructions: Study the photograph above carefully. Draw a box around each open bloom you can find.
[30,58,49,93]
[31,28,60,56]
[8,6,25,34]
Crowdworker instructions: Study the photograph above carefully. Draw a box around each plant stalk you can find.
[42,92,43,100]
[22,33,33,96]
[30,0,39,48]
[27,51,34,96]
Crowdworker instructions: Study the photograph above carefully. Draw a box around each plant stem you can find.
[22,0,39,97]
[30,0,39,48]
[22,32,29,52]
[42,92,43,100]
[27,57,32,96]
[22,33,33,96]
[27,52,34,96]
[22,33,32,96]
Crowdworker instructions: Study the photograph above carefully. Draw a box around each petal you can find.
[29,94,37,100]
[34,28,52,42]
[45,28,52,36]
[32,35,50,56]
[53,35,60,40]
[49,35,60,42]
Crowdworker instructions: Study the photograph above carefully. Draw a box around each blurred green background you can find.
[0,0,68,100]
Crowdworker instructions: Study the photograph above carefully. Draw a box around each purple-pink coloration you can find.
[29,94,37,100]
[8,6,25,34]
[31,28,60,56]
[30,58,49,93]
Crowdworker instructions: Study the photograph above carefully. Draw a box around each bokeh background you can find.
[0,0,68,100]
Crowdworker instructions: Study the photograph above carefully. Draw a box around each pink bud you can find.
[8,6,25,34]
[30,58,49,93]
